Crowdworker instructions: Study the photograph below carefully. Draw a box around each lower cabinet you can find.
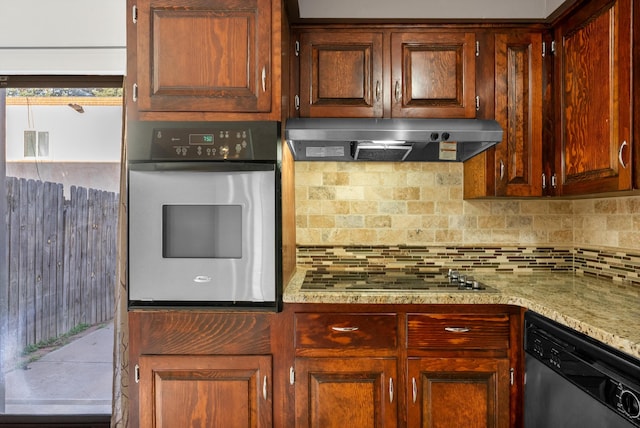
[138,354,272,428]
[288,304,523,428]
[407,357,511,428]
[129,306,523,427]
[294,358,398,427]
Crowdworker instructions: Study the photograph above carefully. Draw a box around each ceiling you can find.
[291,0,571,21]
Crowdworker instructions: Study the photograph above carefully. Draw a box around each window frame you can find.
[0,74,123,427]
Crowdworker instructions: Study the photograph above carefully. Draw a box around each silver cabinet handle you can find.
[294,94,300,111]
[395,81,401,103]
[261,66,266,92]
[412,377,417,403]
[389,377,394,403]
[499,159,505,180]
[263,375,268,400]
[331,326,359,332]
[619,140,628,169]
[289,366,295,385]
[444,327,470,333]
[375,80,381,102]
[542,173,547,189]
[551,173,557,189]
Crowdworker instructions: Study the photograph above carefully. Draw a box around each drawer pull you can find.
[444,327,470,333]
[389,377,394,403]
[412,377,417,403]
[331,326,359,332]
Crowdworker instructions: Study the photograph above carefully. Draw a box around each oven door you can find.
[128,162,276,305]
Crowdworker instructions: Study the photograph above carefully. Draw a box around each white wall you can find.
[6,104,123,161]
[0,0,126,74]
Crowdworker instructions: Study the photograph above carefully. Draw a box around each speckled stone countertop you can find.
[283,268,640,359]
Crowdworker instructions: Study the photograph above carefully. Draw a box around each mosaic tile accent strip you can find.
[296,246,575,274]
[574,247,640,286]
[296,245,640,287]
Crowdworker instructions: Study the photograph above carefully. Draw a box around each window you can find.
[23,130,49,158]
[1,76,122,425]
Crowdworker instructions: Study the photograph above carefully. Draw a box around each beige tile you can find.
[322,200,351,215]
[336,186,365,200]
[478,215,506,229]
[309,186,336,200]
[322,171,350,186]
[351,201,379,214]
[392,215,423,229]
[365,215,392,228]
[506,215,533,229]
[364,186,394,201]
[394,187,421,200]
[407,201,435,215]
[309,215,336,228]
[380,201,407,214]
[336,215,364,228]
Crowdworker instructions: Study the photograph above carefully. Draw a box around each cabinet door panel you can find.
[136,0,271,113]
[299,31,384,117]
[139,355,272,428]
[557,0,632,194]
[391,32,476,118]
[295,358,397,428]
[408,357,510,428]
[495,32,543,196]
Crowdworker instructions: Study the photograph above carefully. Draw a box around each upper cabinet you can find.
[390,32,476,118]
[554,0,633,195]
[294,29,477,118]
[493,32,543,197]
[297,31,384,118]
[463,30,545,199]
[128,0,282,120]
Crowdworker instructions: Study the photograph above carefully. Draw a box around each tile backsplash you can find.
[295,162,640,252]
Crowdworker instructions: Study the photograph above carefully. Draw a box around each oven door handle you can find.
[193,275,213,283]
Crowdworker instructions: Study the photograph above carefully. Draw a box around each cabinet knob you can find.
[619,140,628,169]
[331,326,359,332]
[444,327,470,333]
[412,377,417,403]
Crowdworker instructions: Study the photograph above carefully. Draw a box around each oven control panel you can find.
[150,127,254,160]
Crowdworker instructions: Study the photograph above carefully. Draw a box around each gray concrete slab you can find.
[4,323,113,415]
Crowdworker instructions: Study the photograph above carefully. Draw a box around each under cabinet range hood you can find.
[285,118,503,162]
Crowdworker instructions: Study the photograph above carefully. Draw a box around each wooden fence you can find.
[5,177,118,355]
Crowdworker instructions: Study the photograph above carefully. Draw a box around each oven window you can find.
[162,205,242,258]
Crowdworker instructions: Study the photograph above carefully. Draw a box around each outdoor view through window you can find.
[1,86,122,415]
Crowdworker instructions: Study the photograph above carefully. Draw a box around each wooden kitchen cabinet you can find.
[297,31,384,118]
[129,0,276,116]
[287,304,523,428]
[554,0,633,195]
[138,354,272,427]
[129,310,279,428]
[293,311,399,427]
[294,357,398,427]
[390,31,476,118]
[464,30,544,198]
[406,312,512,428]
[294,29,476,118]
[408,357,510,428]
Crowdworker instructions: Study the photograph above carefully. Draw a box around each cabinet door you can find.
[138,354,272,428]
[295,357,397,428]
[391,32,476,118]
[134,0,271,113]
[555,0,632,194]
[407,357,510,428]
[494,32,543,196]
[298,31,384,118]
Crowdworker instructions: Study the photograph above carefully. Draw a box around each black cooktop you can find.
[301,270,497,292]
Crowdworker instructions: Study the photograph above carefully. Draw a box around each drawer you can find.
[295,313,397,349]
[407,313,510,350]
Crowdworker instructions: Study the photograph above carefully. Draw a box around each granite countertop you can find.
[283,268,640,359]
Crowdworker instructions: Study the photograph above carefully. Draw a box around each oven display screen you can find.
[189,134,214,145]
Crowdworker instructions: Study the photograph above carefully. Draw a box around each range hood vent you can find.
[285,118,503,162]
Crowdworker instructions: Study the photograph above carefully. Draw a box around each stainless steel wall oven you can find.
[127,121,282,310]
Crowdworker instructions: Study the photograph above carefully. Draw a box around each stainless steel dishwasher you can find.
[524,311,640,428]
